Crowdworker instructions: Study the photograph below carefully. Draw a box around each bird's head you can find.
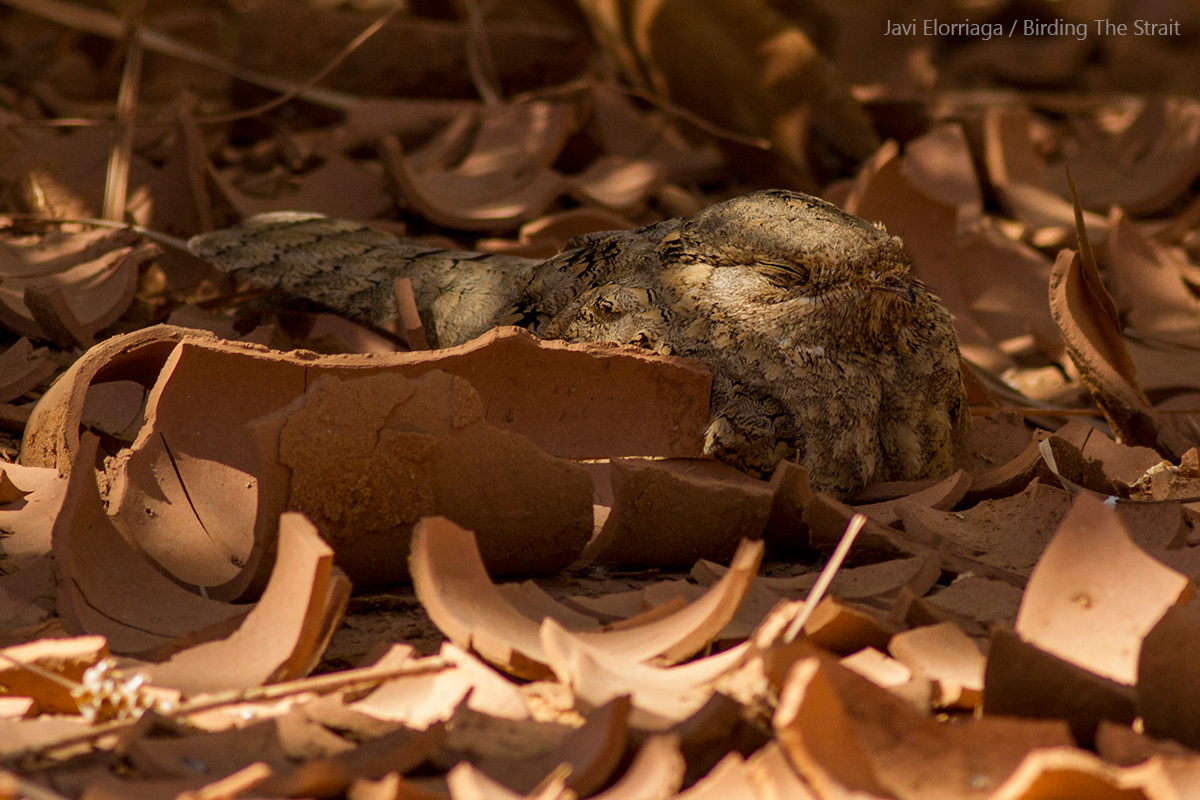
[655,189,929,351]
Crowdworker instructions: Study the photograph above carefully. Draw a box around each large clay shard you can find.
[20,324,708,591]
[1016,494,1191,686]
[255,370,594,584]
[22,324,711,474]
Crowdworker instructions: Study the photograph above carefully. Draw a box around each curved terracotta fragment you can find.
[256,370,593,585]
[572,538,762,664]
[349,642,530,730]
[410,516,763,678]
[984,626,1134,750]
[588,734,685,800]
[953,409,1033,477]
[896,480,1073,578]
[805,492,910,564]
[410,516,554,680]
[667,752,761,799]
[772,658,890,798]
[254,722,447,799]
[446,762,547,800]
[839,648,918,691]
[21,325,196,473]
[23,324,709,594]
[961,438,1053,504]
[382,102,575,232]
[772,641,1081,800]
[0,464,64,570]
[1049,247,1191,459]
[79,380,147,440]
[888,622,984,709]
[1016,494,1191,686]
[1056,414,1167,487]
[581,457,773,568]
[0,227,147,342]
[24,324,710,472]
[1138,604,1200,750]
[0,635,107,715]
[539,617,747,728]
[989,745,1179,800]
[0,338,55,404]
[925,577,1024,627]
[143,512,349,695]
[851,469,971,527]
[106,337,309,590]
[51,434,250,657]
[123,720,291,781]
[495,582,600,632]
[983,107,1109,242]
[472,696,630,797]
[745,742,820,800]
[568,155,664,214]
[762,459,812,556]
[802,597,896,657]
[1044,97,1200,217]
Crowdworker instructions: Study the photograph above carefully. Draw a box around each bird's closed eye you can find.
[754,259,809,288]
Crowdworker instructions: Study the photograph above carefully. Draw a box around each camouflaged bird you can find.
[189,189,969,499]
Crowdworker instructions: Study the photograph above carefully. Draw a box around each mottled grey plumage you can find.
[189,190,969,499]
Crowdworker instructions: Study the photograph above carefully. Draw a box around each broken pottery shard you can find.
[21,324,707,594]
[851,468,970,527]
[472,695,630,796]
[334,325,712,461]
[0,338,55,404]
[588,734,685,800]
[989,744,1180,800]
[349,642,529,730]
[772,658,890,799]
[888,622,984,709]
[984,626,1136,747]
[20,325,196,474]
[0,635,107,715]
[256,370,593,585]
[802,597,896,656]
[0,463,64,571]
[767,640,1078,800]
[762,459,812,556]
[581,457,774,568]
[895,480,1073,578]
[144,512,348,694]
[1138,604,1200,750]
[1016,494,1191,686]
[51,434,250,657]
[410,516,762,679]
[538,617,744,727]
[1049,248,1191,459]
[23,324,710,472]
[0,227,148,343]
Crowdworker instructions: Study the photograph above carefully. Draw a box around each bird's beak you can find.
[871,272,916,303]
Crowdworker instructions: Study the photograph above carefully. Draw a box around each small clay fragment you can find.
[582,458,773,568]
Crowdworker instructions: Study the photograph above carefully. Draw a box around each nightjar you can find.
[190,189,970,499]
